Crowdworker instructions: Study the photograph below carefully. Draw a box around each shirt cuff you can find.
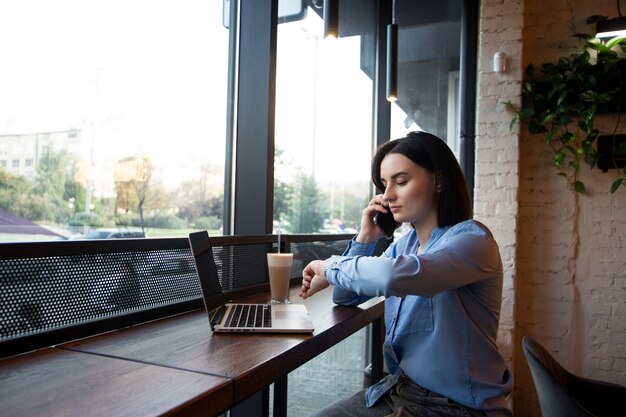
[344,237,378,256]
[325,237,379,286]
[324,255,342,279]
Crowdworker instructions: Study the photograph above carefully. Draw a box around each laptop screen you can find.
[188,231,224,313]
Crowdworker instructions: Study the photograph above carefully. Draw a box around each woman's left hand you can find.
[299,260,330,299]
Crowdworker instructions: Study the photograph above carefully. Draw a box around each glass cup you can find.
[267,253,293,304]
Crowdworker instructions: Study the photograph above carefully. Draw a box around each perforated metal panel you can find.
[0,234,352,357]
[212,242,278,290]
[0,248,200,341]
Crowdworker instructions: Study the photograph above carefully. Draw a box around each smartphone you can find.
[373,209,399,240]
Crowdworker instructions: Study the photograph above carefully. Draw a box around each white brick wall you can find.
[475,0,523,375]
[476,0,626,416]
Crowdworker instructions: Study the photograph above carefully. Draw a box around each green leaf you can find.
[562,132,576,144]
[546,128,559,142]
[509,117,518,131]
[580,105,596,124]
[503,100,516,111]
[611,177,624,193]
[582,141,596,165]
[554,151,566,167]
[522,82,534,95]
[518,108,535,119]
[575,51,591,67]
[539,113,555,125]
[528,121,547,134]
[596,92,614,104]
[573,181,586,193]
[558,172,567,177]
[605,36,626,49]
[581,90,596,102]
[556,115,572,126]
[525,63,535,78]
[582,73,596,88]
[598,49,618,59]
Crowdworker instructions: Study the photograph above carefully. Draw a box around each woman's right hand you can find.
[356,194,388,243]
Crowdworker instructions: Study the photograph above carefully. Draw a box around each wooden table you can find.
[1,285,384,417]
[0,348,232,417]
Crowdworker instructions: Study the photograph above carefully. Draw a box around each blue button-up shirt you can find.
[325,220,513,417]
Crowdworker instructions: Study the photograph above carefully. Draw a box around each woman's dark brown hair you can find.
[371,131,472,227]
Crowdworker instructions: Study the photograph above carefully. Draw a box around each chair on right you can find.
[522,335,626,417]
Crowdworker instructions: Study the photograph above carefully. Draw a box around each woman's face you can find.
[379,152,438,226]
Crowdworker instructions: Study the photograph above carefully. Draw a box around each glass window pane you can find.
[274,3,376,235]
[274,3,376,415]
[0,1,229,242]
[389,0,462,160]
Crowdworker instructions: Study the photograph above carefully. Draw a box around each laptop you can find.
[188,231,314,334]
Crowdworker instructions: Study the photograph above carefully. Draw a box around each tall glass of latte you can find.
[267,253,293,304]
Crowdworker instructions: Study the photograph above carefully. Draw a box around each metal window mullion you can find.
[459,0,479,199]
[232,0,278,236]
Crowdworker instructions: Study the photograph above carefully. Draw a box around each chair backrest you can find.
[522,336,594,417]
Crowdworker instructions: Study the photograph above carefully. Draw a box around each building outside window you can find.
[0,0,229,242]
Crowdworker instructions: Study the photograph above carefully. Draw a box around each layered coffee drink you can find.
[267,253,293,304]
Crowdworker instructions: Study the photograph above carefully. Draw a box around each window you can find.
[389,0,463,161]
[271,3,377,415]
[0,160,6,168]
[12,159,20,168]
[25,159,33,167]
[0,1,230,242]
[274,3,376,235]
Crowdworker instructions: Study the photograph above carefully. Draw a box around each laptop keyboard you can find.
[225,304,272,328]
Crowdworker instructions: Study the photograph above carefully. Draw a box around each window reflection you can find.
[389,0,462,161]
[0,1,228,241]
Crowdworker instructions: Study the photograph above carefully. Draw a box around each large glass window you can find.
[272,3,377,415]
[0,1,229,242]
[273,2,377,235]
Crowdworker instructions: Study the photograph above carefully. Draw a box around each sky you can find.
[0,1,407,195]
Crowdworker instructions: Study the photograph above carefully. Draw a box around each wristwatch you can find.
[324,256,342,277]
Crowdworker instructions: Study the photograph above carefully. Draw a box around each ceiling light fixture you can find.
[323,0,339,40]
[596,1,626,38]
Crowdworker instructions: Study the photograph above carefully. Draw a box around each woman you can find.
[299,131,513,417]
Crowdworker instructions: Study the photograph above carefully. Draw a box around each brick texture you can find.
[476,0,626,416]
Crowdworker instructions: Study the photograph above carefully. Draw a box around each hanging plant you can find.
[506,16,626,194]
